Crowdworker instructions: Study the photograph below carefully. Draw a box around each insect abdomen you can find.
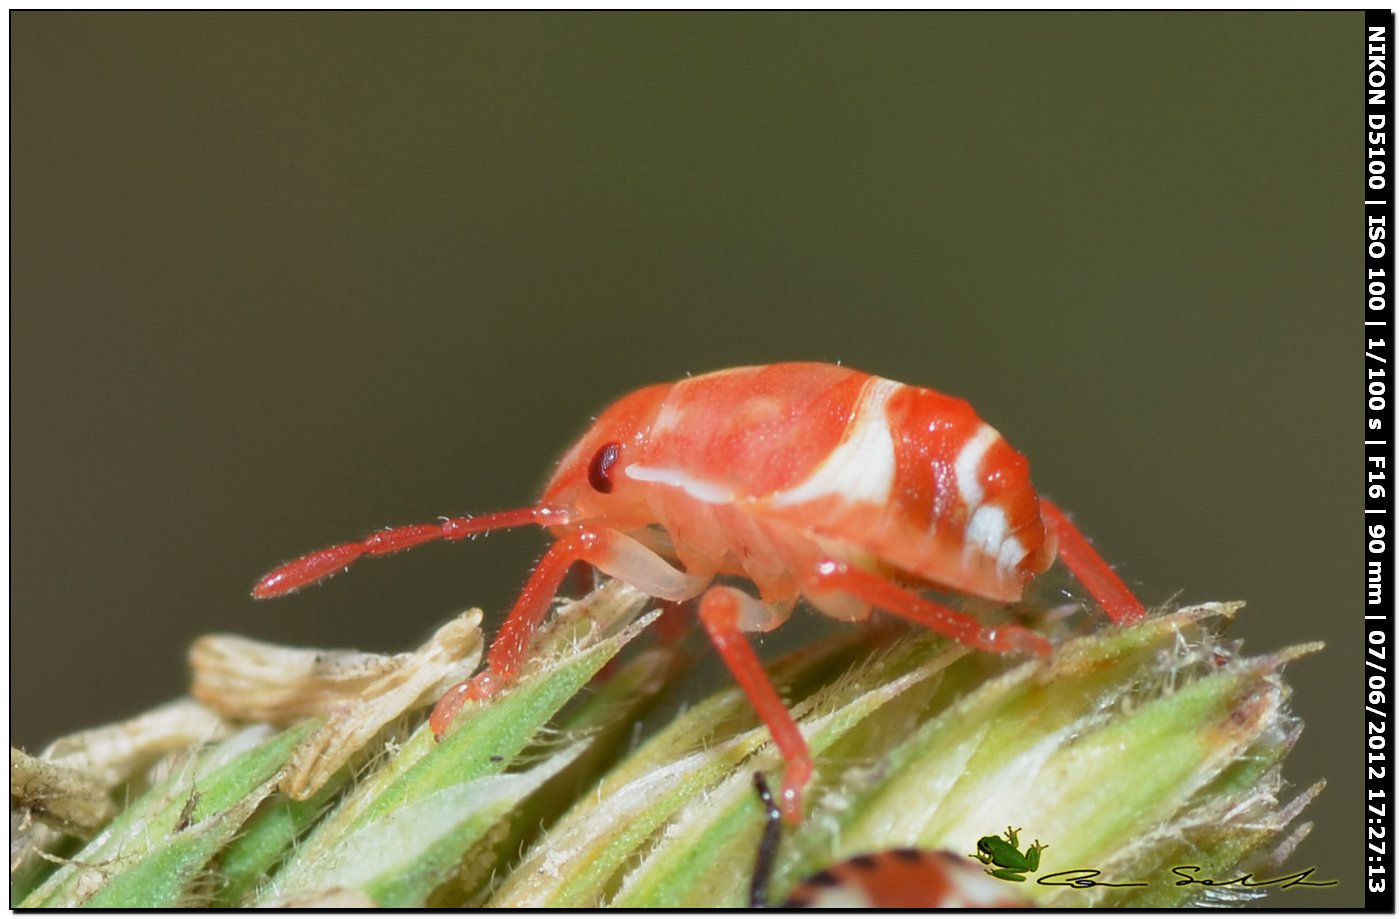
[628,364,1052,602]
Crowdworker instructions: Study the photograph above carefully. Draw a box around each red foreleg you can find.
[429,528,604,736]
[806,561,1053,659]
[1039,499,1145,624]
[252,504,576,598]
[429,526,708,737]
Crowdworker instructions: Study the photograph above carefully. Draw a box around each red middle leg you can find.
[698,586,809,825]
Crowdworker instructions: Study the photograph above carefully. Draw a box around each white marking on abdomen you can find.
[997,533,1028,577]
[624,464,736,504]
[964,504,1009,564]
[962,503,1028,581]
[768,378,902,508]
[954,424,1000,509]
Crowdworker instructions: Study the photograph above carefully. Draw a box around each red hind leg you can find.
[697,586,809,825]
[429,526,709,737]
[728,560,1057,821]
[1039,499,1145,624]
[806,561,1054,658]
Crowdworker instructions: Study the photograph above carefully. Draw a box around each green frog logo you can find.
[971,827,1047,882]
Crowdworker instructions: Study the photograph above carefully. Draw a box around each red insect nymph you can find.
[254,363,1145,821]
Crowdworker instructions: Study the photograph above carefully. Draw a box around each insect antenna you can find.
[252,504,576,599]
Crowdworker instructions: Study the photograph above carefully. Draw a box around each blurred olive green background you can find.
[13,12,1356,902]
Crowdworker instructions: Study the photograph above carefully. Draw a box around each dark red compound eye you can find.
[587,441,622,493]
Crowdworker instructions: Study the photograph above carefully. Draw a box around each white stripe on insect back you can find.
[954,423,1001,508]
[768,377,903,508]
[624,464,737,504]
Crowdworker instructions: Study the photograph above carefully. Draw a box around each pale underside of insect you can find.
[254,362,1145,822]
